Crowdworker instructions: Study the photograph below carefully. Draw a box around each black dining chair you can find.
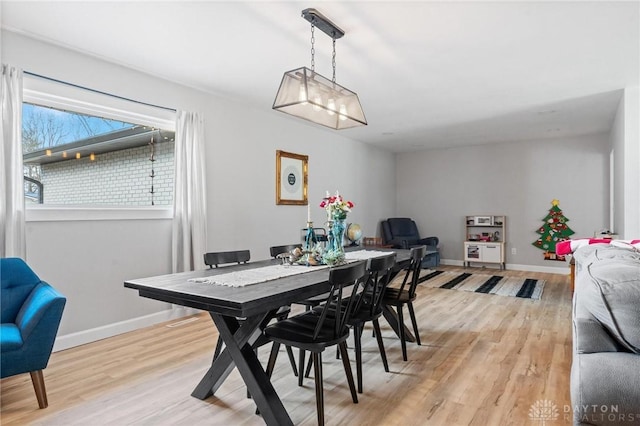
[203,250,252,361]
[346,253,396,393]
[303,253,397,392]
[269,244,302,259]
[381,245,426,361]
[267,244,304,376]
[270,243,331,381]
[204,250,250,268]
[263,261,367,426]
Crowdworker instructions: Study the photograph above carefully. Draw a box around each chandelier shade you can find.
[272,9,366,130]
[273,67,367,130]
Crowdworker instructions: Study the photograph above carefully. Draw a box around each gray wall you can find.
[4,30,396,345]
[396,134,610,270]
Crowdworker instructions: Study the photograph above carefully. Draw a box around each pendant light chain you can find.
[149,131,156,206]
[310,24,316,72]
[332,36,337,83]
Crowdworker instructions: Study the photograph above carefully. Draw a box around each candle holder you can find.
[298,221,322,266]
[303,221,317,251]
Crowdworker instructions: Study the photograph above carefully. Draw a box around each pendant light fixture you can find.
[272,8,367,130]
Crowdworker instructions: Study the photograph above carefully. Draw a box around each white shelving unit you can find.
[464,215,506,269]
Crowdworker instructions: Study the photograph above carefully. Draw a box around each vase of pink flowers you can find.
[320,191,354,265]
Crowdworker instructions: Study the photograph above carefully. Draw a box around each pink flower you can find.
[319,190,354,220]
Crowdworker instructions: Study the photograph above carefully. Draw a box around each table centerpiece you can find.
[320,190,354,266]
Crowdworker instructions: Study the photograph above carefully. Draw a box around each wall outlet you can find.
[511,247,517,255]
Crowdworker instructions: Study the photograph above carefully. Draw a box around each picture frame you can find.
[276,150,308,205]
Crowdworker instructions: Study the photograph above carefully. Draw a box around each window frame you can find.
[22,75,176,221]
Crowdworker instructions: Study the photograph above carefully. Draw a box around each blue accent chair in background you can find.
[1,258,66,408]
[381,218,440,268]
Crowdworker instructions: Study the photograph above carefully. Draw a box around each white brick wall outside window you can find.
[41,141,174,206]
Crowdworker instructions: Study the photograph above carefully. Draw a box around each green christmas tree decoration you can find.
[532,199,574,261]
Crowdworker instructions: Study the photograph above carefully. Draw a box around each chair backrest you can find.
[313,261,367,340]
[352,253,397,317]
[0,258,66,380]
[396,245,426,298]
[1,258,43,323]
[203,250,250,268]
[382,218,421,247]
[269,244,302,258]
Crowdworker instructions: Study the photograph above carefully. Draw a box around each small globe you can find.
[347,223,363,244]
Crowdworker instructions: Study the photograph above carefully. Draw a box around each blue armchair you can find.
[381,218,440,268]
[1,258,66,408]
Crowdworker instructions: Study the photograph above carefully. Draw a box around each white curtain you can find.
[0,64,26,259]
[172,111,208,273]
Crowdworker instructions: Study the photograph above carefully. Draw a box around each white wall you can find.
[396,134,610,271]
[625,87,640,237]
[611,92,626,236]
[610,86,640,239]
[2,30,396,348]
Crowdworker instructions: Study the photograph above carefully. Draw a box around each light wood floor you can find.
[0,265,573,425]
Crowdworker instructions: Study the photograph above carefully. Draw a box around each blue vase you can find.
[323,219,346,265]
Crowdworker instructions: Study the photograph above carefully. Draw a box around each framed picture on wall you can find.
[276,150,308,205]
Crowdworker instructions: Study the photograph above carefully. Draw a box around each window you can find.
[22,76,175,207]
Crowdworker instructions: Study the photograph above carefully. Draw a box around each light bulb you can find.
[327,98,336,115]
[339,105,347,121]
[298,85,308,104]
[313,95,322,111]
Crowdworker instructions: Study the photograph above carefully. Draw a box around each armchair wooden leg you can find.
[30,370,48,409]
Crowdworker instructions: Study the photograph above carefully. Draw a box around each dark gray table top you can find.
[124,249,409,317]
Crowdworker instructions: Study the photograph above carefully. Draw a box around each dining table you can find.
[124,248,411,426]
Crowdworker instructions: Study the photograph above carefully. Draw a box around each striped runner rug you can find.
[412,270,545,300]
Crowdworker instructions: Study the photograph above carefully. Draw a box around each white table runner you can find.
[344,250,391,260]
[188,250,389,287]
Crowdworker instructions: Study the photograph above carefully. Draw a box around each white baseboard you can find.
[439,259,568,275]
[53,306,200,352]
[505,263,569,274]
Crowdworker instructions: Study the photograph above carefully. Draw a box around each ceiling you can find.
[2,1,638,152]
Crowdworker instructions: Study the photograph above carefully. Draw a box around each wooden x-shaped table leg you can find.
[191,311,293,426]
